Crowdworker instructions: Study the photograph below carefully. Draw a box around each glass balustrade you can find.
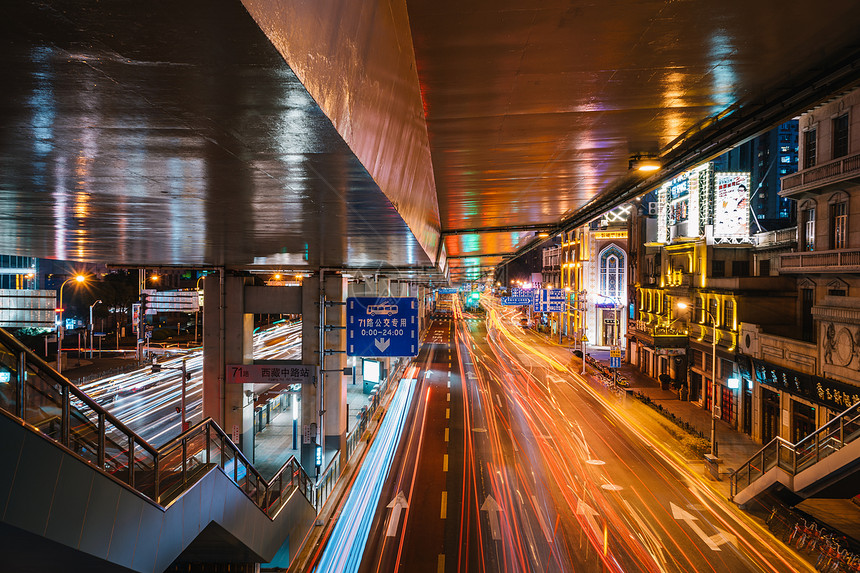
[731,401,860,499]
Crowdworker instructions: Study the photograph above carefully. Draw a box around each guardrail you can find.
[0,327,313,516]
[730,400,860,499]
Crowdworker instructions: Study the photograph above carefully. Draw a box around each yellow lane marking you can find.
[443,454,448,472]
[447,392,450,402]
[441,491,447,519]
[445,428,449,442]
[446,408,450,419]
[438,554,445,573]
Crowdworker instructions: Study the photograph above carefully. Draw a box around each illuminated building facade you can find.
[0,255,38,290]
[628,161,801,442]
[558,206,630,349]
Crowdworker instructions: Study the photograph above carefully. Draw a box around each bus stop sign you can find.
[347,297,419,357]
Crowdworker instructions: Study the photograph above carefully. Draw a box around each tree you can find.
[92,271,139,332]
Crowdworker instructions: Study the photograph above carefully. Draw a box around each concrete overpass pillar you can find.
[323,274,347,463]
[202,274,255,460]
[300,273,347,473]
[300,276,319,472]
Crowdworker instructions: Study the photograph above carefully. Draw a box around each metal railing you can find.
[0,327,312,516]
[753,226,797,248]
[730,400,860,499]
[781,151,860,193]
[779,248,860,272]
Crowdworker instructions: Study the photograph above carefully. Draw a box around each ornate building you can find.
[627,160,801,444]
[559,206,630,349]
[736,87,860,444]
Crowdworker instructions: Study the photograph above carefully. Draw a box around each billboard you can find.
[714,173,750,241]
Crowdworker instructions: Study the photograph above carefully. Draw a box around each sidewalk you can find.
[254,374,378,480]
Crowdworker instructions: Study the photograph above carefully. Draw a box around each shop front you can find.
[738,355,860,443]
[628,324,687,387]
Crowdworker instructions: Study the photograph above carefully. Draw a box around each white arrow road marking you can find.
[670,502,725,551]
[481,495,502,541]
[386,491,409,537]
[374,338,390,352]
[710,526,737,548]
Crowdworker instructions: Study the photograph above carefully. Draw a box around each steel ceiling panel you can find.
[0,0,434,273]
[407,0,860,272]
[2,0,860,286]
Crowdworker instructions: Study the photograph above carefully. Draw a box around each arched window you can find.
[599,245,626,303]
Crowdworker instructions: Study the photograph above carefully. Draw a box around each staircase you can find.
[731,400,860,506]
[0,327,315,573]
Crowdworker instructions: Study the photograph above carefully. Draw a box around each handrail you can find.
[0,327,313,515]
[730,400,860,499]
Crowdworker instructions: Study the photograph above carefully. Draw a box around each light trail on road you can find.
[76,321,302,445]
[450,297,812,572]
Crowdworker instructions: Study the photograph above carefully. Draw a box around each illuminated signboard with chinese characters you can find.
[227,364,313,385]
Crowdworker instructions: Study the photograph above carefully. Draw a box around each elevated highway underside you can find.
[2,1,860,281]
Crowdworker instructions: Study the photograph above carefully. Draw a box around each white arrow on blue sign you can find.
[347,297,419,357]
[501,296,533,306]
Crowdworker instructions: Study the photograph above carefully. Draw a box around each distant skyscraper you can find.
[0,255,38,289]
[711,120,798,232]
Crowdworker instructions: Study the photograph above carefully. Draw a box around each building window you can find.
[711,260,725,278]
[803,129,817,169]
[833,114,849,159]
[801,288,815,343]
[599,246,625,303]
[695,296,704,323]
[732,260,749,277]
[723,300,734,329]
[759,259,771,276]
[832,202,847,249]
[802,208,815,251]
[828,288,847,296]
[709,299,719,326]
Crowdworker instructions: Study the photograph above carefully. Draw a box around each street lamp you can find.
[57,274,86,374]
[678,301,719,457]
[89,300,102,359]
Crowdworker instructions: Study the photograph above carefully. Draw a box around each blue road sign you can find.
[511,287,535,298]
[438,288,458,294]
[536,288,566,312]
[347,297,419,357]
[610,356,621,368]
[501,296,533,306]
